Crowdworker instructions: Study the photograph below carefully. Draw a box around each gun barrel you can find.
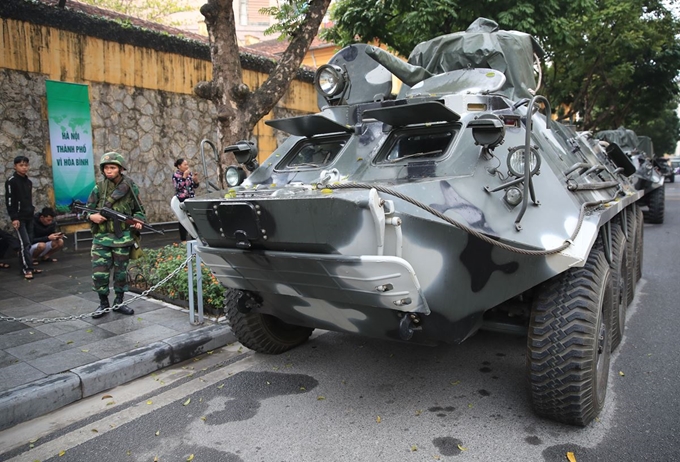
[364,46,433,86]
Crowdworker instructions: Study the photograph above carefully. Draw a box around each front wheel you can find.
[527,244,613,426]
[225,290,313,354]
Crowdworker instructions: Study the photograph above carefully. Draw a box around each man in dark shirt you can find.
[30,207,64,263]
[4,155,41,279]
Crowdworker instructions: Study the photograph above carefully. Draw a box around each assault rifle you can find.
[72,203,164,237]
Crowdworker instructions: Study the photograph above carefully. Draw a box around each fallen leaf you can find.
[317,395,326,400]
[410,445,418,452]
[207,350,214,355]
[147,400,153,405]
[65,340,73,345]
[154,457,159,462]
[91,429,98,433]
[86,329,93,333]
[155,430,160,436]
[106,401,115,406]
[266,381,271,385]
[415,410,422,416]
[200,416,207,421]
[299,386,306,391]
[468,403,474,408]
[81,349,89,353]
[59,450,66,456]
[101,394,113,400]
[187,455,194,461]
[619,371,625,377]
[433,455,441,460]
[376,416,382,423]
[450,380,461,386]
[567,452,577,462]
[457,444,467,451]
[217,383,225,389]
[29,438,39,443]
[183,398,191,406]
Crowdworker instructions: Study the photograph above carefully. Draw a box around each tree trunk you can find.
[196,0,331,167]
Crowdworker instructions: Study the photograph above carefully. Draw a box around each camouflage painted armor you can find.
[87,175,146,295]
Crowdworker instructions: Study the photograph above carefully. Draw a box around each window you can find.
[276,137,349,171]
[377,126,457,164]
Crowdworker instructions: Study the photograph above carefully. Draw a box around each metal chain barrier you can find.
[0,254,193,324]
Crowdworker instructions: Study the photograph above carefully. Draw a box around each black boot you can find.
[92,293,110,319]
[113,292,134,315]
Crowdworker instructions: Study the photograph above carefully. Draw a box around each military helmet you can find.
[99,152,126,172]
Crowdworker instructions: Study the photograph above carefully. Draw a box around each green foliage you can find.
[260,1,311,38]
[78,0,193,27]
[127,243,225,313]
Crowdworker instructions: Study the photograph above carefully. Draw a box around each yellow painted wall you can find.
[0,17,318,160]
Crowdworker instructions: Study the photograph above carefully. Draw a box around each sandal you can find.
[41,257,58,263]
[24,272,33,280]
[0,263,9,269]
[32,268,43,274]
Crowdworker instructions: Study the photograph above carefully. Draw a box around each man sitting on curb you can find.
[30,207,64,263]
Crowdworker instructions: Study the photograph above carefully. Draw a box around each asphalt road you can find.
[2,179,679,462]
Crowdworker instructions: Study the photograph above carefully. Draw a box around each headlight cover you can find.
[225,166,246,187]
[314,64,346,98]
[507,146,541,177]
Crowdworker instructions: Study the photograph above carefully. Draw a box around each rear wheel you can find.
[635,205,644,282]
[644,185,665,224]
[624,206,637,304]
[527,244,613,426]
[225,290,313,354]
[609,224,628,351]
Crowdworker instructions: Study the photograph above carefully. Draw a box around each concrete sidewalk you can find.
[0,233,235,431]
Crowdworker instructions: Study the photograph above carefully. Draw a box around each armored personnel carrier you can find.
[174,18,647,426]
[595,127,665,223]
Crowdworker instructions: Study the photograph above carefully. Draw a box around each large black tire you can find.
[527,245,613,426]
[635,205,644,282]
[624,206,637,305]
[225,290,313,354]
[609,223,628,351]
[644,185,665,224]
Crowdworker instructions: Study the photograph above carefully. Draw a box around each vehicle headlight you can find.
[314,64,346,98]
[225,166,246,187]
[507,147,541,177]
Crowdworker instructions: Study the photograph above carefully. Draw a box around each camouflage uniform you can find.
[87,176,145,296]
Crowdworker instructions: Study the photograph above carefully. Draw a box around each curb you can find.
[0,324,235,431]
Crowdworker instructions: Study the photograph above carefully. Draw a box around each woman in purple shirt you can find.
[172,158,199,242]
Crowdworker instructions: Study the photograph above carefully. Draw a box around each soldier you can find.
[85,152,146,318]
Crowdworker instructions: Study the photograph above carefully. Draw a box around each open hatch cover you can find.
[362,101,460,127]
[265,114,353,137]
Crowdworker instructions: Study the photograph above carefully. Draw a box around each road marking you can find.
[2,347,258,461]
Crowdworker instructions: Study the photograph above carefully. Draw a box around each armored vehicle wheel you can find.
[527,245,613,426]
[644,185,664,224]
[635,206,644,282]
[225,290,313,354]
[624,207,637,305]
[609,224,628,351]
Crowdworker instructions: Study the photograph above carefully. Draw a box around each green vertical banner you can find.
[45,80,95,212]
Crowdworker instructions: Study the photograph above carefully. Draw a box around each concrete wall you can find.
[0,14,318,228]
